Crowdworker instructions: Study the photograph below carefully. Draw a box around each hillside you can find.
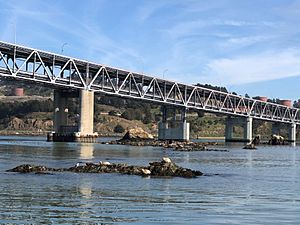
[0,82,288,139]
[0,95,276,139]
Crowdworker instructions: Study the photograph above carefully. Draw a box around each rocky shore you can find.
[7,158,203,178]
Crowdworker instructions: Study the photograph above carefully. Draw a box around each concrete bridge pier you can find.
[289,123,296,144]
[158,106,190,141]
[53,90,69,133]
[76,90,98,142]
[48,89,97,142]
[225,116,253,143]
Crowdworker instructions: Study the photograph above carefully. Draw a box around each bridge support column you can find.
[76,90,98,140]
[48,89,97,143]
[225,116,234,141]
[244,117,253,142]
[225,116,252,143]
[53,90,69,133]
[158,107,190,141]
[289,123,296,143]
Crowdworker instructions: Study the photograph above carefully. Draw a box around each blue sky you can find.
[1,0,300,100]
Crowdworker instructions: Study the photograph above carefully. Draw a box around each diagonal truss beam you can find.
[0,41,299,124]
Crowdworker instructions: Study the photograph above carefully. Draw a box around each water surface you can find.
[0,136,299,224]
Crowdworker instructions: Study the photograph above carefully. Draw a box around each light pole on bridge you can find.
[61,43,68,54]
[163,69,168,80]
[137,57,145,75]
[11,20,17,44]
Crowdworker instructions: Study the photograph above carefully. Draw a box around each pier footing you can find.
[47,132,98,143]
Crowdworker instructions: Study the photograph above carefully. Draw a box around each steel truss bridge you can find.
[0,41,299,124]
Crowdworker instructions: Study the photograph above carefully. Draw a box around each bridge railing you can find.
[0,41,299,124]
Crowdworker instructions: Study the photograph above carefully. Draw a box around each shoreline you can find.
[0,131,225,140]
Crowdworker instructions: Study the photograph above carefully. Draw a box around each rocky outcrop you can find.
[7,117,25,130]
[122,127,154,140]
[7,164,50,173]
[105,139,225,152]
[243,135,260,150]
[252,135,261,145]
[268,134,285,145]
[147,158,202,177]
[7,158,203,178]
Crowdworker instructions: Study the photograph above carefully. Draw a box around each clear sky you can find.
[1,0,300,101]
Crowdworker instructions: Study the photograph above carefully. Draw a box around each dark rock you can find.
[147,159,203,178]
[7,158,203,178]
[243,143,256,150]
[104,138,222,152]
[252,135,261,145]
[7,164,49,173]
[268,134,286,145]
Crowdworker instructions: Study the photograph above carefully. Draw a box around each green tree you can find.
[114,124,125,133]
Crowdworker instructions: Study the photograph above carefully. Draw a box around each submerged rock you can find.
[7,158,203,178]
[243,143,256,150]
[7,164,50,173]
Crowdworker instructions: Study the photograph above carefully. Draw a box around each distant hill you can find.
[0,80,288,139]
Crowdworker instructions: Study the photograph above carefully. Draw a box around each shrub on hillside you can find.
[121,109,143,120]
[108,110,119,116]
[114,124,125,133]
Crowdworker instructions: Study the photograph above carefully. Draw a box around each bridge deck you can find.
[0,41,299,124]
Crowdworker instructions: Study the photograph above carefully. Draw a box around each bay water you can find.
[0,136,299,224]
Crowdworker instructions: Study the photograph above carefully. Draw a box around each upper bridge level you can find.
[0,41,299,125]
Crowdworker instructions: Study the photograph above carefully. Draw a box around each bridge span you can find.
[0,41,298,143]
